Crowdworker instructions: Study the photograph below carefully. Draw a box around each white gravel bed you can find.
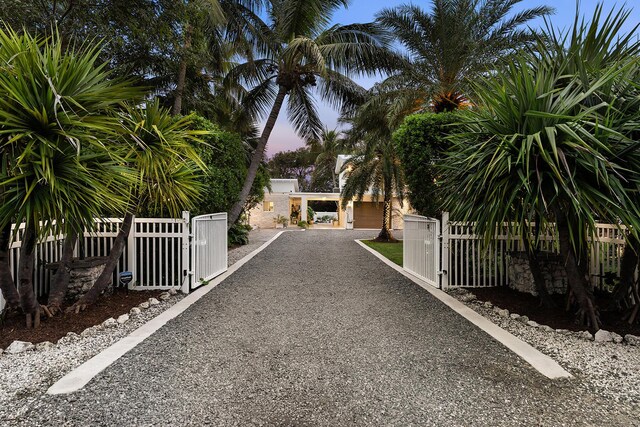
[0,292,185,423]
[0,231,280,423]
[447,288,640,408]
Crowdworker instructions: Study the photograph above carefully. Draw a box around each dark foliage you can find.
[393,112,462,217]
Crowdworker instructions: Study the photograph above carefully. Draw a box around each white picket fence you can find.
[0,212,228,311]
[404,212,628,290]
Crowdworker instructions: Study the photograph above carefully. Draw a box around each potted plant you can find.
[275,214,288,228]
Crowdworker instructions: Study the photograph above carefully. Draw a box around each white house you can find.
[248,157,410,229]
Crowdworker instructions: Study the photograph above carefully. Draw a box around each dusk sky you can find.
[263,1,640,156]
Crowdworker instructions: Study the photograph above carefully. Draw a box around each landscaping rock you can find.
[148,297,160,306]
[130,307,142,316]
[483,301,493,309]
[168,288,178,295]
[102,317,118,328]
[139,301,150,309]
[555,329,571,335]
[509,313,521,320]
[159,292,170,301]
[66,332,79,340]
[624,334,640,346]
[497,309,509,318]
[6,340,35,354]
[81,326,98,338]
[580,331,593,341]
[460,293,476,302]
[518,315,529,323]
[594,329,613,343]
[0,348,3,357]
[540,325,554,333]
[611,332,624,344]
[526,320,539,328]
[117,314,130,324]
[35,341,55,351]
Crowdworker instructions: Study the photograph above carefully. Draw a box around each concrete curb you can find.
[355,239,572,380]
[47,232,286,395]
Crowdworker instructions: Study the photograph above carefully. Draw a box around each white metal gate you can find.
[403,214,440,288]
[189,213,228,291]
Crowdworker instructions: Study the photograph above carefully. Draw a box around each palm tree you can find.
[225,0,403,226]
[372,0,552,120]
[309,128,345,191]
[340,99,405,242]
[440,5,640,328]
[72,101,206,312]
[0,28,144,326]
[170,0,270,116]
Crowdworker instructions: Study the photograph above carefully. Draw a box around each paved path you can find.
[21,231,637,426]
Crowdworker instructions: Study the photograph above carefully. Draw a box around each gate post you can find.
[440,212,450,290]
[181,211,191,294]
[127,215,136,289]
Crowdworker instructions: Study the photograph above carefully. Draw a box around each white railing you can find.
[189,213,228,292]
[403,215,440,287]
[1,211,228,311]
[403,212,629,290]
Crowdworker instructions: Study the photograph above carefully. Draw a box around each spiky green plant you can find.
[0,27,144,325]
[72,100,207,311]
[440,4,640,328]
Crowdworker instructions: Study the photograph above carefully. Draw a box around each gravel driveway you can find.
[15,231,638,426]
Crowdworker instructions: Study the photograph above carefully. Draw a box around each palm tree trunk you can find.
[0,222,20,310]
[46,230,78,314]
[18,224,41,327]
[72,212,134,312]
[555,210,599,329]
[228,85,288,227]
[376,194,395,242]
[172,24,192,116]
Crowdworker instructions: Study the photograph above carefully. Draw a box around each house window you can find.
[263,201,274,212]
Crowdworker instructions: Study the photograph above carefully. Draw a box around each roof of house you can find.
[269,178,299,193]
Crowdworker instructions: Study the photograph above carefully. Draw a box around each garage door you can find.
[353,202,383,229]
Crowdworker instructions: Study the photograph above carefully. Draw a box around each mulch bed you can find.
[0,290,161,349]
[467,286,640,337]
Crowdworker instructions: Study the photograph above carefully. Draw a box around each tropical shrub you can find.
[228,223,252,246]
[393,112,462,217]
[297,220,309,229]
[188,115,248,215]
[439,5,640,328]
[0,27,144,323]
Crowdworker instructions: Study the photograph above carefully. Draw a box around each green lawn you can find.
[362,240,403,266]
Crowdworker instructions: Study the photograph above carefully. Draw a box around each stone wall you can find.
[248,193,291,229]
[507,252,567,296]
[49,257,109,300]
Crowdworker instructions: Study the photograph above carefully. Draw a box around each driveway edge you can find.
[355,239,572,380]
[47,231,286,395]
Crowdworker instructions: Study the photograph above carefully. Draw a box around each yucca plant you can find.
[440,4,640,329]
[0,28,144,326]
[71,100,206,312]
